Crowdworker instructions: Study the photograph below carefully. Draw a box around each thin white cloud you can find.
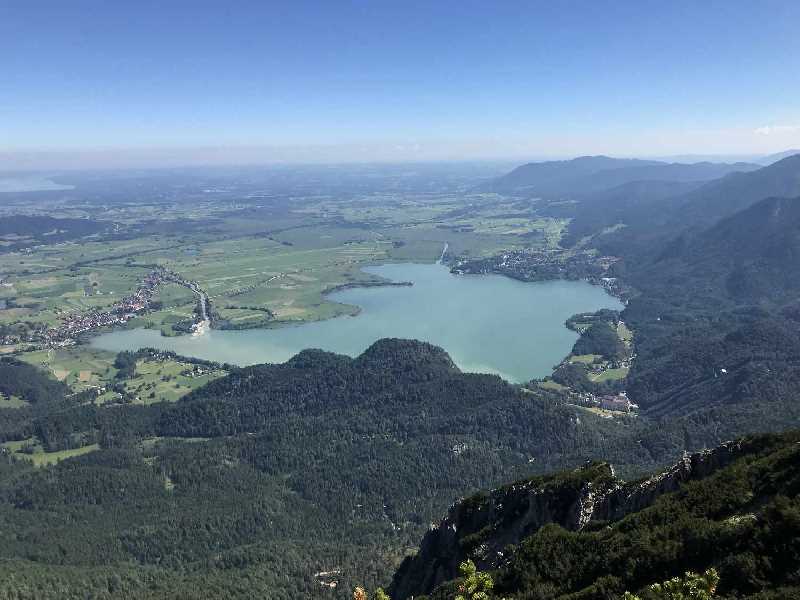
[755,124,800,136]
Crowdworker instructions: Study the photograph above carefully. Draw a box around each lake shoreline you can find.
[89,263,623,383]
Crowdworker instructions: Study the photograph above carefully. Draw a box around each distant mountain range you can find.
[556,154,800,257]
[485,155,761,196]
[758,149,800,165]
[603,158,800,419]
[663,154,800,230]
[658,195,800,302]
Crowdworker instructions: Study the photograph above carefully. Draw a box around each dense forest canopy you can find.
[399,431,800,600]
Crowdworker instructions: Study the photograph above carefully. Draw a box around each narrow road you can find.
[438,242,449,264]
[191,285,210,335]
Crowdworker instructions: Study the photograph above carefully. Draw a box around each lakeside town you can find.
[0,268,211,349]
[450,248,628,299]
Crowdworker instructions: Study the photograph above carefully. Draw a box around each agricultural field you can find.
[0,168,577,404]
[19,346,118,391]
[0,438,100,466]
[588,366,630,382]
[16,346,226,404]
[0,184,568,335]
[107,358,227,404]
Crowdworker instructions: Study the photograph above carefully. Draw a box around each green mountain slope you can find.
[391,431,800,600]
[616,196,800,417]
[667,154,800,231]
[5,337,798,599]
[486,156,757,197]
[0,340,670,599]
[758,149,800,166]
[579,155,800,261]
[659,196,800,302]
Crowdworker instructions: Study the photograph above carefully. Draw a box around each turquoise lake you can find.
[90,263,623,382]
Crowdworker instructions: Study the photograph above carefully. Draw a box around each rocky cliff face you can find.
[390,441,745,600]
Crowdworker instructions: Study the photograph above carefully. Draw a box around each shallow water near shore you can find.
[91,263,623,382]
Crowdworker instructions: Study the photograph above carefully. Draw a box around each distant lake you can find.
[91,263,623,382]
[0,177,74,193]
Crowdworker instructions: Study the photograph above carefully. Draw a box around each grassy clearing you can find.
[1,438,37,452]
[103,235,392,328]
[384,222,528,259]
[569,354,602,364]
[297,197,458,228]
[448,216,567,244]
[0,394,27,408]
[576,406,619,418]
[589,367,629,382]
[1,438,101,467]
[536,379,568,391]
[156,282,197,308]
[100,358,227,405]
[0,237,168,276]
[19,346,118,391]
[385,239,445,262]
[618,321,633,344]
[139,436,212,450]
[567,321,592,333]
[23,444,101,466]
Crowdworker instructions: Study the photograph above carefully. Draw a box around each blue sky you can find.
[2,0,800,164]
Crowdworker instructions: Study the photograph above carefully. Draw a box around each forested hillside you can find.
[0,340,679,599]
[392,430,800,600]
[586,154,800,258]
[0,215,108,252]
[0,358,68,405]
[4,335,798,598]
[485,156,758,197]
[613,194,800,419]
[666,154,800,230]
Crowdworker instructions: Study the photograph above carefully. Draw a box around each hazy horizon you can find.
[2,1,799,169]
[2,144,798,174]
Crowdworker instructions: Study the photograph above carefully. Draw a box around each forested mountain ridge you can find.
[485,156,660,195]
[483,158,800,494]
[549,156,800,425]
[614,194,800,418]
[391,430,800,600]
[560,154,800,261]
[759,149,800,165]
[485,155,759,197]
[5,336,798,598]
[664,154,800,231]
[0,339,692,599]
[553,179,703,248]
[620,193,800,317]
[656,195,800,302]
